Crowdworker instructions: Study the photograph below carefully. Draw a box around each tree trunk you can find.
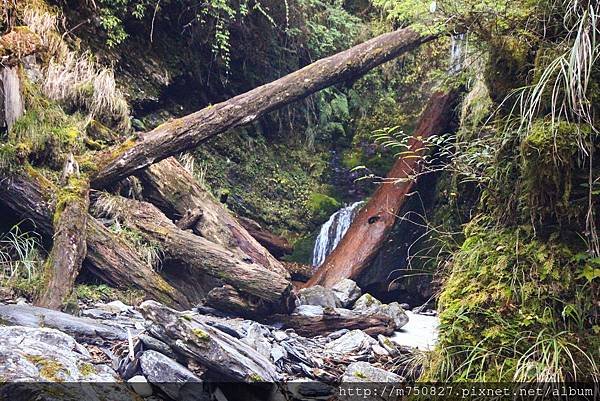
[36,174,89,309]
[93,194,294,312]
[237,216,292,258]
[307,90,462,288]
[137,157,288,277]
[91,28,437,188]
[0,172,190,309]
[205,284,271,318]
[270,309,396,337]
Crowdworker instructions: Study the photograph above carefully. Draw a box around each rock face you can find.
[296,285,339,308]
[342,361,403,382]
[331,279,362,307]
[0,325,133,401]
[353,294,409,329]
[139,350,204,401]
[0,304,127,344]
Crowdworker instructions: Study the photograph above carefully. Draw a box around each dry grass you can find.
[21,5,130,132]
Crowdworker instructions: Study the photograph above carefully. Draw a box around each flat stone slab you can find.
[389,311,438,350]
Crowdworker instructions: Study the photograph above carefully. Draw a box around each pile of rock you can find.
[0,280,432,401]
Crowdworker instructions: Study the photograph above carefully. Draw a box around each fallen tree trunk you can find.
[0,172,190,309]
[140,300,281,382]
[91,27,437,188]
[36,166,89,309]
[137,157,288,277]
[93,194,294,312]
[307,89,462,288]
[271,308,396,337]
[237,216,292,258]
[205,285,271,319]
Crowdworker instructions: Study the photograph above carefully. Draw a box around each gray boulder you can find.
[139,350,204,401]
[342,361,403,382]
[381,302,409,329]
[352,293,382,312]
[296,285,339,308]
[353,295,409,329]
[331,279,362,307]
[128,375,153,397]
[325,329,376,355]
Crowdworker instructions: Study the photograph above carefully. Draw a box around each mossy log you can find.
[307,89,462,288]
[91,27,437,188]
[95,195,294,312]
[137,157,288,277]
[140,300,281,382]
[36,173,90,309]
[0,172,190,309]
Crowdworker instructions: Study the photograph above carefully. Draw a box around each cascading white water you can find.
[449,33,467,74]
[311,201,364,268]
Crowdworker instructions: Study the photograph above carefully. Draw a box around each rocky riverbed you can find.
[0,279,438,401]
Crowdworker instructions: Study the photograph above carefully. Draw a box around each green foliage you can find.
[0,223,44,300]
[75,284,144,305]
[307,192,341,222]
[424,219,599,381]
[284,234,317,264]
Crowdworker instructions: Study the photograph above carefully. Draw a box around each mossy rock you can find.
[307,192,341,223]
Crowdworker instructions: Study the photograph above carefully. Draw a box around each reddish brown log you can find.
[271,310,396,337]
[137,157,289,277]
[91,28,436,188]
[307,90,462,288]
[237,216,292,258]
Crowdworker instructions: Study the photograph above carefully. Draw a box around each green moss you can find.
[75,284,144,305]
[284,234,316,264]
[307,193,340,222]
[248,373,263,382]
[423,219,598,381]
[78,363,96,377]
[191,328,210,342]
[25,355,68,382]
[353,371,367,379]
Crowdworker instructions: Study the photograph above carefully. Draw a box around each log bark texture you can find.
[205,285,271,318]
[36,178,89,309]
[0,172,190,309]
[271,309,396,337]
[237,216,292,258]
[307,90,462,288]
[95,195,294,311]
[91,28,436,188]
[137,157,288,277]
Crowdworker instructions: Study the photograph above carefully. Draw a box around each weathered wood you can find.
[0,66,23,133]
[91,28,437,188]
[93,194,294,310]
[137,157,288,277]
[140,300,281,382]
[205,285,271,318]
[0,172,190,309]
[271,308,396,337]
[36,173,89,310]
[238,216,292,258]
[307,90,462,288]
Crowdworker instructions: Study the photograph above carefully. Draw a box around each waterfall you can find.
[311,201,364,268]
[449,33,467,74]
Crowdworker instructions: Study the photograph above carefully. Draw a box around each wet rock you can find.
[139,350,203,401]
[270,343,287,363]
[128,375,153,397]
[272,330,288,341]
[138,334,175,358]
[377,335,399,356]
[342,362,403,384]
[327,328,349,340]
[381,302,409,329]
[352,293,382,312]
[297,285,339,308]
[0,325,118,381]
[400,303,410,310]
[242,322,272,359]
[331,279,361,307]
[293,304,325,317]
[325,329,376,355]
[0,304,126,345]
[97,300,132,314]
[371,344,389,356]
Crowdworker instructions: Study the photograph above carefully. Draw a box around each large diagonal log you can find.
[0,171,190,309]
[93,194,294,312]
[137,157,288,277]
[91,27,437,188]
[307,89,462,288]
